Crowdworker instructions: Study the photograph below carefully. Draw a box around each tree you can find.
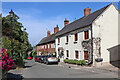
[2,10,33,67]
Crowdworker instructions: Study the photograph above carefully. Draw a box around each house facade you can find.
[36,25,59,56]
[55,3,119,65]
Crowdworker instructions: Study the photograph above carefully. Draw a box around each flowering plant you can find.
[0,48,14,71]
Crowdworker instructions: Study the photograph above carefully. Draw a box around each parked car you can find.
[35,56,41,62]
[44,55,58,65]
[39,55,47,63]
[27,57,32,60]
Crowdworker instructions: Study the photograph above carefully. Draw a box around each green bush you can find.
[14,56,24,68]
[76,60,82,65]
[57,56,60,62]
[64,59,86,66]
[64,59,69,63]
[81,60,86,65]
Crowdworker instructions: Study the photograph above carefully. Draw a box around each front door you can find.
[84,51,88,60]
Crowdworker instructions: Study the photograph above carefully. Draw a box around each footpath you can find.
[59,62,119,74]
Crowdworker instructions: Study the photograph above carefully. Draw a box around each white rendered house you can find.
[55,3,119,65]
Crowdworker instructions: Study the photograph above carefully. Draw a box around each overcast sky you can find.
[2,2,119,46]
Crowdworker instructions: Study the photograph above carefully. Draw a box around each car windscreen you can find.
[36,56,40,58]
[41,56,46,58]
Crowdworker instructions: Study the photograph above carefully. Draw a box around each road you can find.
[21,60,118,78]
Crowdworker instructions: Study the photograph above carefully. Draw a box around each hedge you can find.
[64,59,86,65]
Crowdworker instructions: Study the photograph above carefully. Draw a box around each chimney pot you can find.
[64,18,69,26]
[75,18,76,21]
[84,8,91,16]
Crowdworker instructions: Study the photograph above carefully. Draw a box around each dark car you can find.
[44,55,58,65]
[35,56,41,62]
[39,55,47,63]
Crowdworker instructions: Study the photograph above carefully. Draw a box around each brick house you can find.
[36,25,59,56]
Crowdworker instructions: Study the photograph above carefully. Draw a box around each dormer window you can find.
[84,30,89,40]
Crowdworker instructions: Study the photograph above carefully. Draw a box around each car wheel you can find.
[44,60,46,64]
[56,62,58,65]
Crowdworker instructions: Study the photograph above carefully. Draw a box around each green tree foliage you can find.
[2,10,33,67]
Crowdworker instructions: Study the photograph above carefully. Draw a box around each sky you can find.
[2,2,119,46]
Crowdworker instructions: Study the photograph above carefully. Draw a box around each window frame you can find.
[75,51,79,59]
[84,30,89,40]
[66,36,69,43]
[66,50,69,58]
[74,33,78,41]
[58,38,60,44]
[84,51,89,60]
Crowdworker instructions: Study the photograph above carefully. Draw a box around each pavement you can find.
[7,60,119,79]
[59,62,119,73]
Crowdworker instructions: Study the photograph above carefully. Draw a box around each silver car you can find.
[44,55,58,65]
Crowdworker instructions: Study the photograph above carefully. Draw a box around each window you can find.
[84,30,89,40]
[48,44,49,49]
[74,33,78,41]
[75,51,79,59]
[46,45,48,49]
[66,50,69,57]
[54,43,55,48]
[44,45,45,49]
[58,38,60,43]
[84,51,89,60]
[66,36,69,43]
[49,44,51,48]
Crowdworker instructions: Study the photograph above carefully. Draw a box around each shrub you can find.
[63,59,86,66]
[81,60,86,65]
[64,59,69,63]
[77,60,82,65]
[58,56,60,62]
[14,56,24,68]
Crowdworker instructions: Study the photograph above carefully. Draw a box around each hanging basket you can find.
[95,58,103,62]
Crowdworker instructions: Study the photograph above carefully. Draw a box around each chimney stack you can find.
[47,31,50,37]
[84,8,91,16]
[54,25,59,34]
[75,18,76,21]
[64,18,69,26]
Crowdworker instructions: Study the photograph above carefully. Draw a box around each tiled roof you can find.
[37,3,112,46]
[55,3,112,37]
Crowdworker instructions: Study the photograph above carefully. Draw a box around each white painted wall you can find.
[56,26,91,60]
[92,4,119,63]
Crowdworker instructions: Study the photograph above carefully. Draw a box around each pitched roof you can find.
[37,33,56,46]
[55,3,112,37]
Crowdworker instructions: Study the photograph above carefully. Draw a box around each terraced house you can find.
[36,25,59,56]
[55,3,119,65]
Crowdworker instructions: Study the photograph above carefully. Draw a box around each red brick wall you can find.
[36,43,55,56]
[54,25,59,34]
[84,8,91,16]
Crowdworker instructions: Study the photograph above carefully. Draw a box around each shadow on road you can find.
[23,66,32,68]
[7,73,24,80]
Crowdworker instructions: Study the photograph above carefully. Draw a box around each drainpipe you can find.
[89,25,93,65]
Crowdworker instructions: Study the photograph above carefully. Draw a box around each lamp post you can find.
[9,9,14,58]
